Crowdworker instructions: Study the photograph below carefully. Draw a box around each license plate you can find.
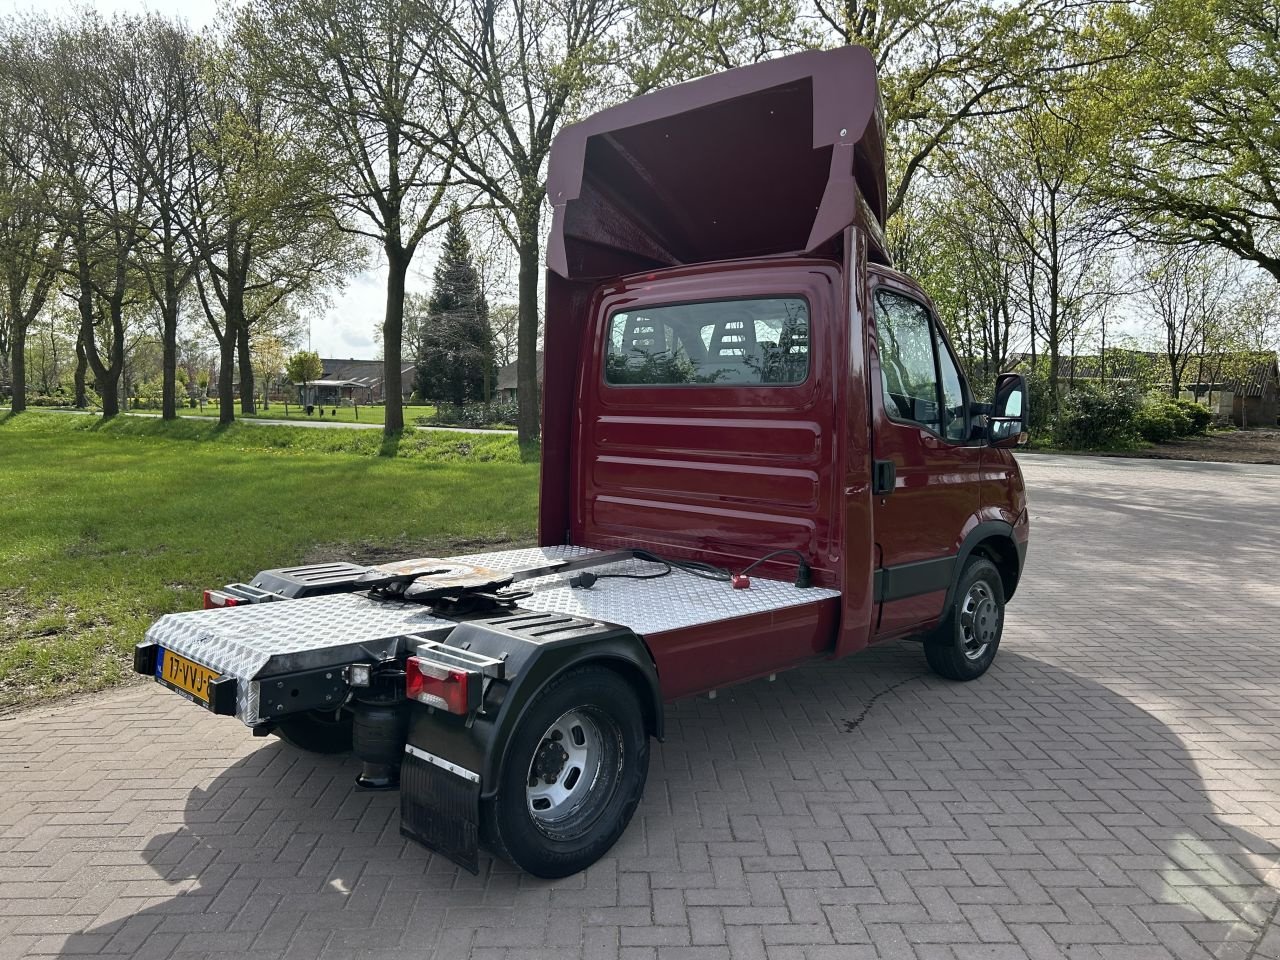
[155,648,219,706]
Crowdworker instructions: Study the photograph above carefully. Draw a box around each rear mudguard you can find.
[398,607,662,872]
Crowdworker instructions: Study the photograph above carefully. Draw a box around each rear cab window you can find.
[605,297,810,386]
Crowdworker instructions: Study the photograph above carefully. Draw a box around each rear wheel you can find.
[484,666,649,878]
[925,556,1005,681]
[273,709,354,754]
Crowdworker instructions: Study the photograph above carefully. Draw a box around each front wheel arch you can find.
[945,522,1021,609]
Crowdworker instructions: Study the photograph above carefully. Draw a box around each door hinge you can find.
[872,459,896,496]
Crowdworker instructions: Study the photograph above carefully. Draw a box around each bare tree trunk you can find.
[217,326,235,425]
[383,246,408,434]
[10,322,26,414]
[237,321,254,415]
[162,299,178,420]
[74,334,87,408]
[515,221,540,444]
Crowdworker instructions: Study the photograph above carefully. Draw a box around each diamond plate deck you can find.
[145,546,839,724]
[449,545,840,635]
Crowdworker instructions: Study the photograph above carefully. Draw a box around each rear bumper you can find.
[137,593,454,724]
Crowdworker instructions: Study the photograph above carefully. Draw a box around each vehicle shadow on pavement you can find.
[57,647,1280,960]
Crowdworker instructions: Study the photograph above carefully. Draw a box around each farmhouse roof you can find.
[497,352,544,393]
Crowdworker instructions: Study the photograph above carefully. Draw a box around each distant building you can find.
[294,358,415,405]
[496,352,544,402]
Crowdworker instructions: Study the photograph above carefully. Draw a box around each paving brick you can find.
[2,456,1279,959]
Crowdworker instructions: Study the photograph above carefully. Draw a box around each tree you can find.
[132,15,202,421]
[938,92,1117,407]
[489,302,518,367]
[626,0,807,92]
[253,332,290,409]
[187,17,354,424]
[5,14,155,418]
[0,42,64,414]
[1135,245,1237,397]
[285,348,322,403]
[434,0,629,442]
[250,0,462,435]
[413,209,494,405]
[890,189,1023,390]
[1089,0,1280,283]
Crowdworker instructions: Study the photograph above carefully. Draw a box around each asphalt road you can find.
[1,454,1277,959]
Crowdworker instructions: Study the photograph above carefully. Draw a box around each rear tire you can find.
[925,556,1005,681]
[484,666,649,879]
[273,709,354,754]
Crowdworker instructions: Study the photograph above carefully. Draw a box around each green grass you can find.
[180,400,441,425]
[0,411,539,709]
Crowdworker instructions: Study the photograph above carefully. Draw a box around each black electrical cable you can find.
[737,548,813,588]
[634,550,731,583]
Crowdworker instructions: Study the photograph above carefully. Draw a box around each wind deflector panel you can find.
[546,46,887,280]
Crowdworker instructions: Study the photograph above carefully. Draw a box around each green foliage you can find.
[1051,382,1142,450]
[421,401,520,429]
[1136,396,1212,441]
[1172,397,1213,434]
[1134,401,1186,443]
[0,411,539,706]
[1084,0,1280,282]
[285,350,323,387]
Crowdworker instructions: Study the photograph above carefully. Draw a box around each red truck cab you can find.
[137,44,1029,882]
[539,46,1029,696]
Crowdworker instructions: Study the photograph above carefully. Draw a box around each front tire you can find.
[273,709,354,754]
[925,556,1005,681]
[484,666,649,879]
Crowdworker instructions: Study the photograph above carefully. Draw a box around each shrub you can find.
[1170,397,1212,435]
[1051,382,1142,449]
[419,400,519,428]
[1135,396,1212,443]
[1135,402,1181,443]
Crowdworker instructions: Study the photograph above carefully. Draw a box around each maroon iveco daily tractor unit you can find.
[136,47,1030,879]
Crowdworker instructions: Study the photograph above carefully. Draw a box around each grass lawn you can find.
[188,400,440,425]
[0,411,539,709]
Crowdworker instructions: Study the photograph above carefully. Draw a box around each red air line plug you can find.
[731,573,751,590]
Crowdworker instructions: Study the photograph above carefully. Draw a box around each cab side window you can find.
[875,290,941,433]
[875,289,969,442]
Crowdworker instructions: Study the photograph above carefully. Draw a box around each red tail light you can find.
[406,657,478,714]
[203,590,240,609]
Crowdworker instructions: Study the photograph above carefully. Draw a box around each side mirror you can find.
[988,372,1029,448]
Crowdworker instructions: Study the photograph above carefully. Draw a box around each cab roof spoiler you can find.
[546,46,888,282]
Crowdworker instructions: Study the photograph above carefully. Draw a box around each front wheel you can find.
[925,556,1005,681]
[484,666,649,878]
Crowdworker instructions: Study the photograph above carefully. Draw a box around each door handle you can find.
[872,459,896,495]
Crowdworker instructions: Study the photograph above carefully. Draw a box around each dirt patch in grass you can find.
[1125,427,1280,465]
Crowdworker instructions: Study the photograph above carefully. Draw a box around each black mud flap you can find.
[399,745,481,874]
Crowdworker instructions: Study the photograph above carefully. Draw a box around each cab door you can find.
[868,276,983,638]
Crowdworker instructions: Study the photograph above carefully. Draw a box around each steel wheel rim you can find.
[526,708,614,830]
[959,580,998,660]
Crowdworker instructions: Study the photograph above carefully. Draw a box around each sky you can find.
[0,0,444,361]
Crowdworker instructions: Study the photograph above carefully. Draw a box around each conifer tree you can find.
[413,209,494,405]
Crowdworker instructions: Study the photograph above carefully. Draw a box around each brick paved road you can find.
[2,454,1278,959]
